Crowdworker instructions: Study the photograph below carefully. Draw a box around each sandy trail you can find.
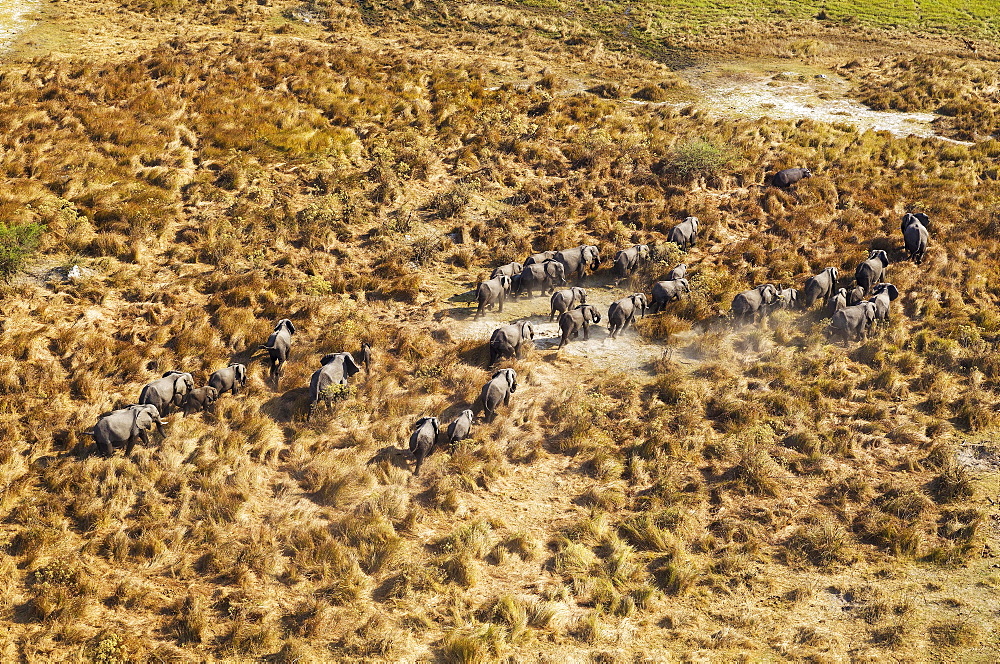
[0,1,39,52]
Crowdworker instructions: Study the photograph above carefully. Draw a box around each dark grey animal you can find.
[869,283,899,327]
[650,279,690,313]
[901,213,929,265]
[731,284,779,325]
[139,370,194,416]
[361,342,372,373]
[85,404,167,457]
[307,352,362,420]
[555,245,601,283]
[447,409,474,448]
[774,288,800,310]
[558,304,601,348]
[524,251,557,266]
[513,260,565,297]
[829,302,877,345]
[183,386,219,416]
[489,322,535,364]
[491,262,523,279]
[549,287,587,321]
[409,416,440,476]
[612,245,650,280]
[855,250,890,296]
[771,167,812,188]
[481,368,517,423]
[474,275,512,319]
[900,212,930,235]
[803,267,838,309]
[847,286,865,306]
[208,363,247,396]
[829,288,849,316]
[667,263,687,281]
[668,217,699,250]
[260,319,296,384]
[607,294,648,340]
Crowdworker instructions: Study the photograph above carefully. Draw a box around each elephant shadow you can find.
[260,387,310,423]
[367,445,412,470]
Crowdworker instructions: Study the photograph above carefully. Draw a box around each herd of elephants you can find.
[85,167,931,476]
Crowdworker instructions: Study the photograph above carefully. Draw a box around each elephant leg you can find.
[498,295,505,313]
[558,332,568,349]
[583,322,590,340]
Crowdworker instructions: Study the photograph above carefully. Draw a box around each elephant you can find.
[139,370,194,416]
[307,352,362,420]
[855,250,890,296]
[667,263,687,281]
[474,275,512,319]
[829,288,849,316]
[650,279,690,313]
[85,404,167,457]
[847,285,865,306]
[803,267,838,309]
[361,342,372,373]
[607,294,648,340]
[731,284,778,325]
[549,287,587,321]
[774,287,800,310]
[208,363,247,396]
[900,212,930,235]
[491,262,523,279]
[259,319,296,385]
[555,245,601,283]
[447,409,474,448]
[182,386,218,416]
[668,217,699,250]
[524,251,557,266]
[558,304,602,348]
[513,260,565,298]
[612,245,650,280]
[771,167,812,188]
[901,214,929,265]
[481,368,517,423]
[869,283,899,327]
[489,321,535,364]
[409,416,440,476]
[829,302,877,345]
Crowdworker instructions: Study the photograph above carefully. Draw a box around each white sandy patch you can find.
[0,0,39,52]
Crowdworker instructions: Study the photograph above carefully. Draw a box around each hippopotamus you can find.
[771,167,812,188]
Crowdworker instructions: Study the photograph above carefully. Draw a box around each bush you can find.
[0,222,43,281]
[658,139,728,182]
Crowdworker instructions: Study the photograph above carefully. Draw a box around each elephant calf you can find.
[308,352,362,421]
[612,244,650,281]
[491,262,523,279]
[773,287,800,310]
[855,250,889,296]
[474,275,512,319]
[731,284,778,326]
[481,369,517,423]
[650,279,690,313]
[87,404,167,457]
[490,322,535,365]
[558,304,601,349]
[668,217,699,250]
[409,416,441,476]
[829,288,849,316]
[830,302,877,345]
[183,386,219,416]
[208,363,247,396]
[803,267,838,309]
[549,287,587,321]
[901,213,929,265]
[667,263,687,281]
[447,410,474,447]
[361,342,372,373]
[607,294,648,340]
[869,283,899,327]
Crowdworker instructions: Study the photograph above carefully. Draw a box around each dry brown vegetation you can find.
[1,0,1000,660]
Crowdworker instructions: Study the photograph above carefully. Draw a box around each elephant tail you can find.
[80,431,95,436]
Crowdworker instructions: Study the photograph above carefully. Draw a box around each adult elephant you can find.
[731,284,778,325]
[409,416,440,476]
[855,250,890,296]
[491,262,523,279]
[481,368,517,423]
[86,404,167,457]
[513,260,565,298]
[607,294,648,340]
[475,275,512,319]
[208,363,247,396]
[650,279,690,313]
[667,263,687,281]
[869,283,899,327]
[182,386,218,416]
[803,267,838,309]
[668,217,699,250]
[307,352,362,420]
[524,251,557,266]
[557,304,601,348]
[830,302,877,345]
[139,370,194,416]
[555,245,600,283]
[900,212,930,235]
[447,410,474,448]
[260,319,296,385]
[771,167,812,188]
[489,322,535,364]
[612,245,650,281]
[549,287,587,321]
[901,213,929,265]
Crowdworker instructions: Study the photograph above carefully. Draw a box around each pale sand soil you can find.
[0,0,39,51]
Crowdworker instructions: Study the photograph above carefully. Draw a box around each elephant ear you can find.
[320,353,339,366]
[285,319,297,335]
[343,354,361,378]
[887,284,899,301]
[174,374,189,394]
[237,364,247,382]
[915,212,930,227]
[130,407,143,438]
[878,251,889,267]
